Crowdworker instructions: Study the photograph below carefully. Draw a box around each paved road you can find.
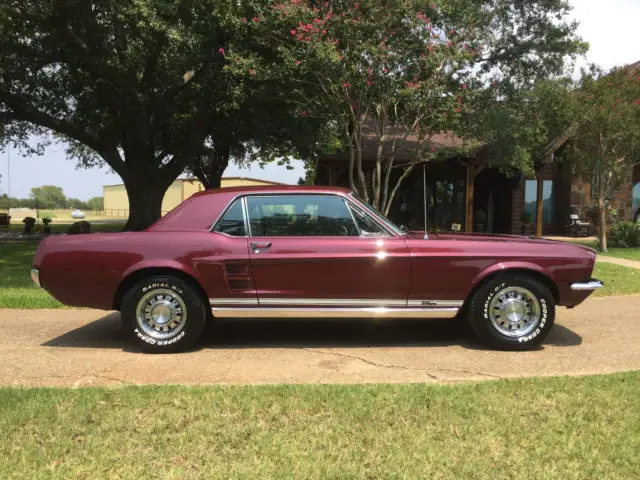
[2,295,639,387]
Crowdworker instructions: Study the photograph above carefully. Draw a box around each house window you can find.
[524,180,554,225]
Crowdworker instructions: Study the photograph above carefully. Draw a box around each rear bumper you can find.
[570,279,603,291]
[30,268,41,288]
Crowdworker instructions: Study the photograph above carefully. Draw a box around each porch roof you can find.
[320,119,481,163]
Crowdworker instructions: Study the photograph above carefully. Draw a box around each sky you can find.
[1,0,639,201]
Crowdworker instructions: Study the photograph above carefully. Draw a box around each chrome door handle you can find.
[250,241,272,252]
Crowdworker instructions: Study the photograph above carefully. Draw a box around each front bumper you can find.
[570,279,604,291]
[30,268,41,288]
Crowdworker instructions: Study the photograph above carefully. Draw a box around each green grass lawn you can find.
[592,262,640,296]
[0,241,62,309]
[564,240,640,262]
[4,222,125,234]
[1,373,639,479]
[1,239,639,309]
[599,248,640,262]
[0,222,124,309]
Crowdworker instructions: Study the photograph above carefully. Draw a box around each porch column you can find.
[465,163,485,233]
[465,166,473,232]
[535,171,544,238]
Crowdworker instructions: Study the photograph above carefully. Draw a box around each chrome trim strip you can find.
[347,193,404,237]
[242,196,251,237]
[210,298,259,306]
[344,195,398,237]
[570,280,604,291]
[344,199,362,236]
[258,298,407,307]
[212,307,459,319]
[407,300,464,308]
[212,298,464,308]
[30,268,41,288]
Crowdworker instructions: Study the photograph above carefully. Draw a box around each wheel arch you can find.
[113,267,210,312]
[463,266,560,312]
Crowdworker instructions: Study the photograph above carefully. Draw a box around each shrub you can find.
[42,217,52,226]
[520,212,533,224]
[609,221,640,248]
[67,221,91,235]
[23,216,36,234]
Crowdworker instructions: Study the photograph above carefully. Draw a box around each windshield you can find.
[348,194,405,236]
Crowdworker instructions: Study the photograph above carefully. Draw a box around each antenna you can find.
[423,163,428,239]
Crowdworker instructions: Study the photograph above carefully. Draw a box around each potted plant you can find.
[42,217,53,235]
[23,216,36,234]
[474,209,487,232]
[520,212,533,235]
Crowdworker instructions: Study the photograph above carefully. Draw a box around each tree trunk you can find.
[598,195,607,252]
[122,180,171,231]
[193,147,230,189]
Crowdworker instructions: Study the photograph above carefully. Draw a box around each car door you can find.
[246,193,411,306]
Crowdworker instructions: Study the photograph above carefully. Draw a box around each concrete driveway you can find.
[2,295,639,387]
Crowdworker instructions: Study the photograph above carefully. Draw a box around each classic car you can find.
[31,185,602,353]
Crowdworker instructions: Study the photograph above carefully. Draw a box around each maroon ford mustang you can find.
[31,185,602,353]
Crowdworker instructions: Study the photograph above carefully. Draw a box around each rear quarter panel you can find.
[406,236,596,307]
[34,231,248,310]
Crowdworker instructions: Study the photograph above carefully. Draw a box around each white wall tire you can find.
[468,275,555,350]
[121,275,206,353]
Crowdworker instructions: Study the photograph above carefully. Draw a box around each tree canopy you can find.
[0,0,318,229]
[256,0,586,213]
[568,65,640,250]
[1,0,588,227]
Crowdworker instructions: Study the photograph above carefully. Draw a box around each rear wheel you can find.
[468,275,555,350]
[121,275,207,353]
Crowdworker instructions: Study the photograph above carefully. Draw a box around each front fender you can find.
[471,261,554,289]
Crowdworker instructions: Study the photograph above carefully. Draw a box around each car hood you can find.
[407,231,597,253]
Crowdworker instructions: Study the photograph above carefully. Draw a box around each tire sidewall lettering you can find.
[142,283,184,295]
[483,282,506,319]
[134,328,186,347]
[518,298,548,343]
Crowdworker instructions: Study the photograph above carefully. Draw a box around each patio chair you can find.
[567,214,592,237]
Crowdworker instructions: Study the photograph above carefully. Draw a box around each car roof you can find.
[191,185,352,197]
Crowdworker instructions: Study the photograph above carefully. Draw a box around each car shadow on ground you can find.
[41,312,583,351]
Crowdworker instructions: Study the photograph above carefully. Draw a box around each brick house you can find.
[314,139,640,236]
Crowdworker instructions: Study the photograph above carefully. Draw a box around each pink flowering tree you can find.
[257,0,585,214]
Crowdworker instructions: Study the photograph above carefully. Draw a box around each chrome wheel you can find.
[488,286,541,337]
[136,288,187,340]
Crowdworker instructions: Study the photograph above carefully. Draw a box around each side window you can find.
[246,195,358,237]
[349,206,391,237]
[213,199,246,236]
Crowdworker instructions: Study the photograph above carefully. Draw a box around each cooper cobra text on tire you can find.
[467,274,555,350]
[121,275,207,353]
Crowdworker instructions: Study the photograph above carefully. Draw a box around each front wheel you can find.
[121,275,207,353]
[467,275,555,350]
